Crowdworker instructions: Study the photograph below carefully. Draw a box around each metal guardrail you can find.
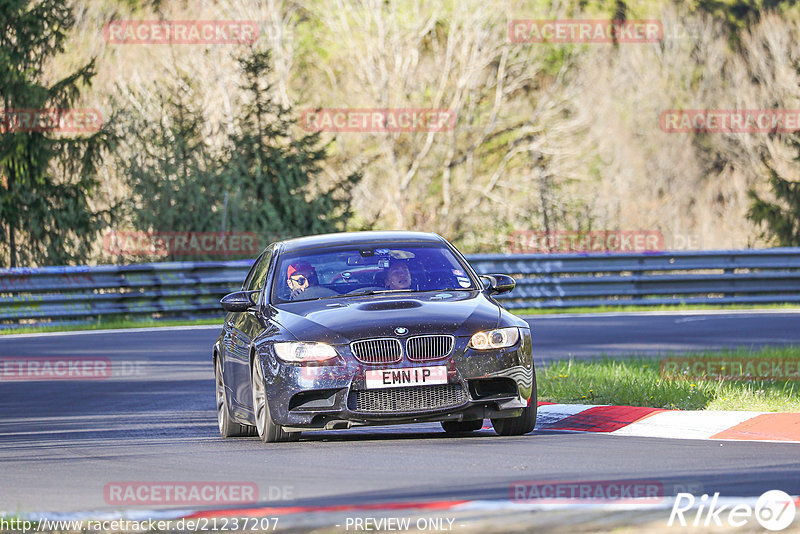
[0,261,252,327]
[468,248,800,308]
[1,249,799,327]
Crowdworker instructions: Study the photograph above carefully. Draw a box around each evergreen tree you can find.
[692,0,790,33]
[0,0,114,267]
[747,142,800,246]
[113,74,227,260]
[222,50,360,241]
[120,50,360,258]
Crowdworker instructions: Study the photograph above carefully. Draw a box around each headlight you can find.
[469,327,520,350]
[273,342,338,363]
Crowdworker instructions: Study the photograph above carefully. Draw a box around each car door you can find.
[230,246,274,409]
[220,250,265,412]
[220,250,263,396]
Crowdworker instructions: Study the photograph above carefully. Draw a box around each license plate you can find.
[365,366,447,389]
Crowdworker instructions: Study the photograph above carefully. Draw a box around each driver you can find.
[287,261,316,300]
[384,261,412,290]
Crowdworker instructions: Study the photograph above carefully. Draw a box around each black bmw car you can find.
[213,231,536,442]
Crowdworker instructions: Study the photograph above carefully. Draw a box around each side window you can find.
[246,248,273,291]
[241,252,264,290]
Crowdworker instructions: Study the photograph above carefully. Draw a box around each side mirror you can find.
[220,290,259,312]
[480,274,516,295]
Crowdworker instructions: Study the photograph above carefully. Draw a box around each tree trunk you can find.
[8,167,16,268]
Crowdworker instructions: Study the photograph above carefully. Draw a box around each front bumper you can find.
[258,332,534,430]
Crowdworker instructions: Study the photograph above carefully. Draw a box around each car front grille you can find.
[406,335,454,361]
[350,384,467,413]
[350,338,402,364]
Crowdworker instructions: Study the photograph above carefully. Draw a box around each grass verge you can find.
[514,303,800,315]
[0,316,223,335]
[539,345,800,412]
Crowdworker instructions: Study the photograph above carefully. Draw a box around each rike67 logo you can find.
[669,490,797,531]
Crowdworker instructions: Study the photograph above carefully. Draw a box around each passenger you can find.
[286,261,316,300]
[384,261,412,290]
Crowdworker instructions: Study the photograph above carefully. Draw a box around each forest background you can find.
[2,0,800,267]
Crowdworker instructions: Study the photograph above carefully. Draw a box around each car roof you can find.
[277,231,446,253]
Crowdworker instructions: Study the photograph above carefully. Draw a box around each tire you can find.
[251,356,301,443]
[441,419,483,434]
[491,369,538,436]
[215,356,256,438]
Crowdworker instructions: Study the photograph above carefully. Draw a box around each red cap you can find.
[287,261,313,279]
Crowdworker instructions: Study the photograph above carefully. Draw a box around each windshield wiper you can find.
[302,288,414,301]
[346,288,415,297]
[296,287,472,302]
[436,287,475,292]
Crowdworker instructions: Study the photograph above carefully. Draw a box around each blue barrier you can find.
[1,249,799,327]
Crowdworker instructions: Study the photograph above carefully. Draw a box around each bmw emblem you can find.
[394,327,409,336]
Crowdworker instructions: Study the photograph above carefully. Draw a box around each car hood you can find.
[270,290,501,344]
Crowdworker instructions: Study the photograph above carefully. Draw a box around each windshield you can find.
[272,243,477,302]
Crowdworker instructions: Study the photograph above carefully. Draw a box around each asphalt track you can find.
[1,311,799,520]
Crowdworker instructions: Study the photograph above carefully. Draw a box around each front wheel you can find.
[251,357,300,443]
[491,370,537,436]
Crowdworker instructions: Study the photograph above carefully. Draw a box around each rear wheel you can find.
[215,356,256,438]
[491,370,538,436]
[441,420,483,434]
[251,357,300,443]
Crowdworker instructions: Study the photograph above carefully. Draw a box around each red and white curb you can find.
[534,402,800,443]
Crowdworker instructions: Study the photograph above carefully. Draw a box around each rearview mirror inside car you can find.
[220,290,259,312]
